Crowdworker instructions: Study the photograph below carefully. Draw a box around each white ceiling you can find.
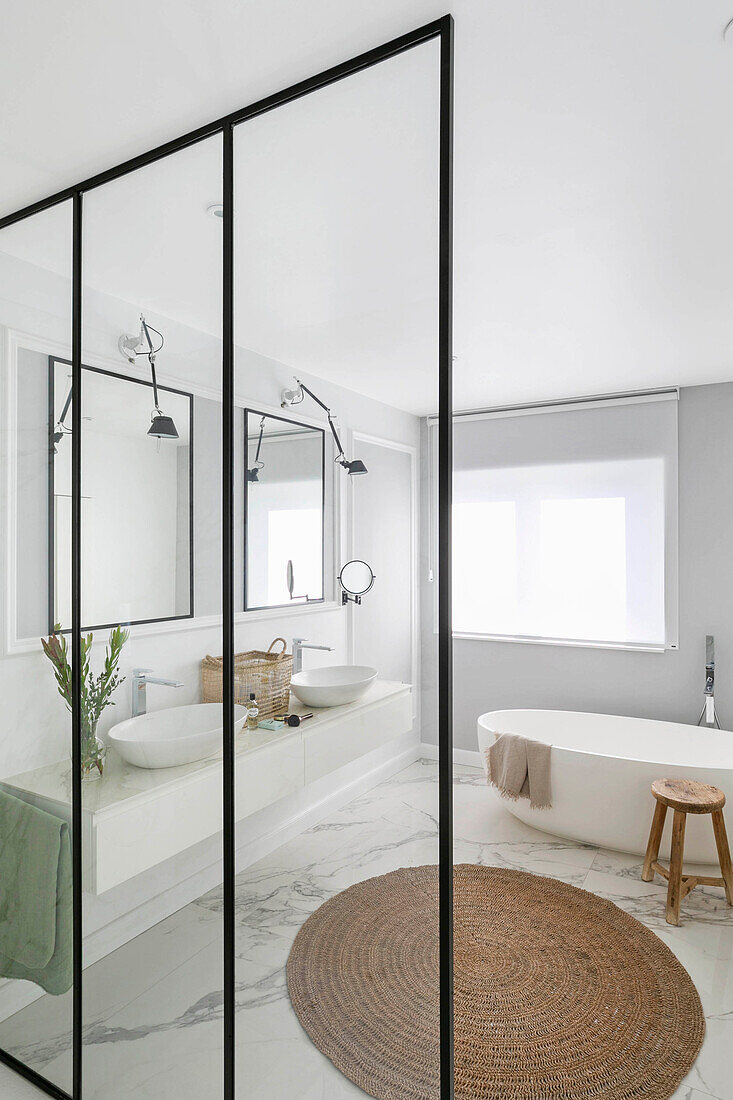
[3,0,733,414]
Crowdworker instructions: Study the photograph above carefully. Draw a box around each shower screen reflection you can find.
[244,409,324,609]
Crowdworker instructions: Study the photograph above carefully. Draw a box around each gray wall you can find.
[421,381,733,751]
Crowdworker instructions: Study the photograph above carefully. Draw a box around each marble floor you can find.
[0,758,731,1098]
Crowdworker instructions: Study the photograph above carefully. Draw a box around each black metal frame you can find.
[243,407,327,612]
[0,15,453,1099]
[46,356,195,634]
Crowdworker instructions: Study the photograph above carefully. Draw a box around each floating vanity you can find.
[4,679,412,894]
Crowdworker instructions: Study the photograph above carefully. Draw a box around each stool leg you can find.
[666,810,686,926]
[711,809,733,906]
[642,801,667,882]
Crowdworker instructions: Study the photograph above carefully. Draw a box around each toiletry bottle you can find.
[247,692,259,730]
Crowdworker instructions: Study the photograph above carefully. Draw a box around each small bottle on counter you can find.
[246,692,259,730]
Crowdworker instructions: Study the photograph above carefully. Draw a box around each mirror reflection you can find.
[244,409,325,609]
[50,358,193,630]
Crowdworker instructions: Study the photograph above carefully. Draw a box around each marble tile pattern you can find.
[0,759,731,1098]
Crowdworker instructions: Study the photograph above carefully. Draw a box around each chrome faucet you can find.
[292,637,333,675]
[132,668,184,718]
[698,636,721,729]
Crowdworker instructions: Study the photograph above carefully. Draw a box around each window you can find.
[244,409,326,610]
[266,500,322,605]
[443,393,678,649]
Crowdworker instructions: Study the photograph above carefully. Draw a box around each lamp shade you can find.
[148,414,179,440]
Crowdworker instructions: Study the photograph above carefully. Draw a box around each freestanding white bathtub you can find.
[477,709,733,865]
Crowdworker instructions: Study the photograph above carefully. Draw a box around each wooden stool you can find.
[642,778,733,926]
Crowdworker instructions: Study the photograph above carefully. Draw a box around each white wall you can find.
[351,437,416,688]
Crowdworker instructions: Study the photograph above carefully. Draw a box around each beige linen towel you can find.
[485,733,552,809]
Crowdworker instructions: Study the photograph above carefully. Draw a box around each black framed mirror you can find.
[48,356,194,632]
[243,408,325,610]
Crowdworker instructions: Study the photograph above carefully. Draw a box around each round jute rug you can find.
[286,864,704,1099]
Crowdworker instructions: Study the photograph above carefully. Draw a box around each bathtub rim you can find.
[477,707,733,772]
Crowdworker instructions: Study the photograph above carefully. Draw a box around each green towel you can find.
[0,788,72,995]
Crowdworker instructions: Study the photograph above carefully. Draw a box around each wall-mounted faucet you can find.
[697,636,721,729]
[132,668,184,718]
[292,638,334,675]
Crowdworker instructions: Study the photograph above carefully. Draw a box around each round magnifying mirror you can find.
[339,559,375,597]
[286,559,295,598]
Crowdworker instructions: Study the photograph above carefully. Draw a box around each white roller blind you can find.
[445,393,678,649]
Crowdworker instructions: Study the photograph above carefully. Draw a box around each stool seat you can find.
[651,778,726,814]
[643,777,733,925]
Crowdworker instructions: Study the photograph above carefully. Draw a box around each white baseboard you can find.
[419,741,483,769]
[0,734,421,1024]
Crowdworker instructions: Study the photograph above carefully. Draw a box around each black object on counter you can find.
[276,712,314,728]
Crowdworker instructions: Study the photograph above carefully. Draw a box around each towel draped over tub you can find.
[486,732,552,810]
[0,787,73,995]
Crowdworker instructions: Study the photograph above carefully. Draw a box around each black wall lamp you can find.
[119,315,179,439]
[247,416,266,482]
[52,381,73,452]
[280,379,367,475]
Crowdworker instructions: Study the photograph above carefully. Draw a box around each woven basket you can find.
[201,638,292,720]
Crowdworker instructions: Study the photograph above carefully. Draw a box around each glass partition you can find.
[0,19,451,1100]
[0,202,74,1094]
[233,36,442,1097]
[79,134,224,1099]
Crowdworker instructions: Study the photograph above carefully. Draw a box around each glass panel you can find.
[80,135,224,1098]
[234,38,440,1097]
[244,409,325,609]
[0,202,74,1093]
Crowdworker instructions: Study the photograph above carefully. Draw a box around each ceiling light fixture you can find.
[207,203,224,219]
[280,379,368,475]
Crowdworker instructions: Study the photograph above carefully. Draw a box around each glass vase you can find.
[81,720,107,781]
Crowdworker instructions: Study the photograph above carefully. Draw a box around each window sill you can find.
[447,631,670,654]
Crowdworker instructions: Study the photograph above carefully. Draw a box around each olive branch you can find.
[41,624,129,776]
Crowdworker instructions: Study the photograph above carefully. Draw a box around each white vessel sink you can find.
[290,665,378,708]
[108,704,247,770]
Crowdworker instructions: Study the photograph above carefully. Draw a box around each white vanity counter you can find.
[4,679,412,893]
